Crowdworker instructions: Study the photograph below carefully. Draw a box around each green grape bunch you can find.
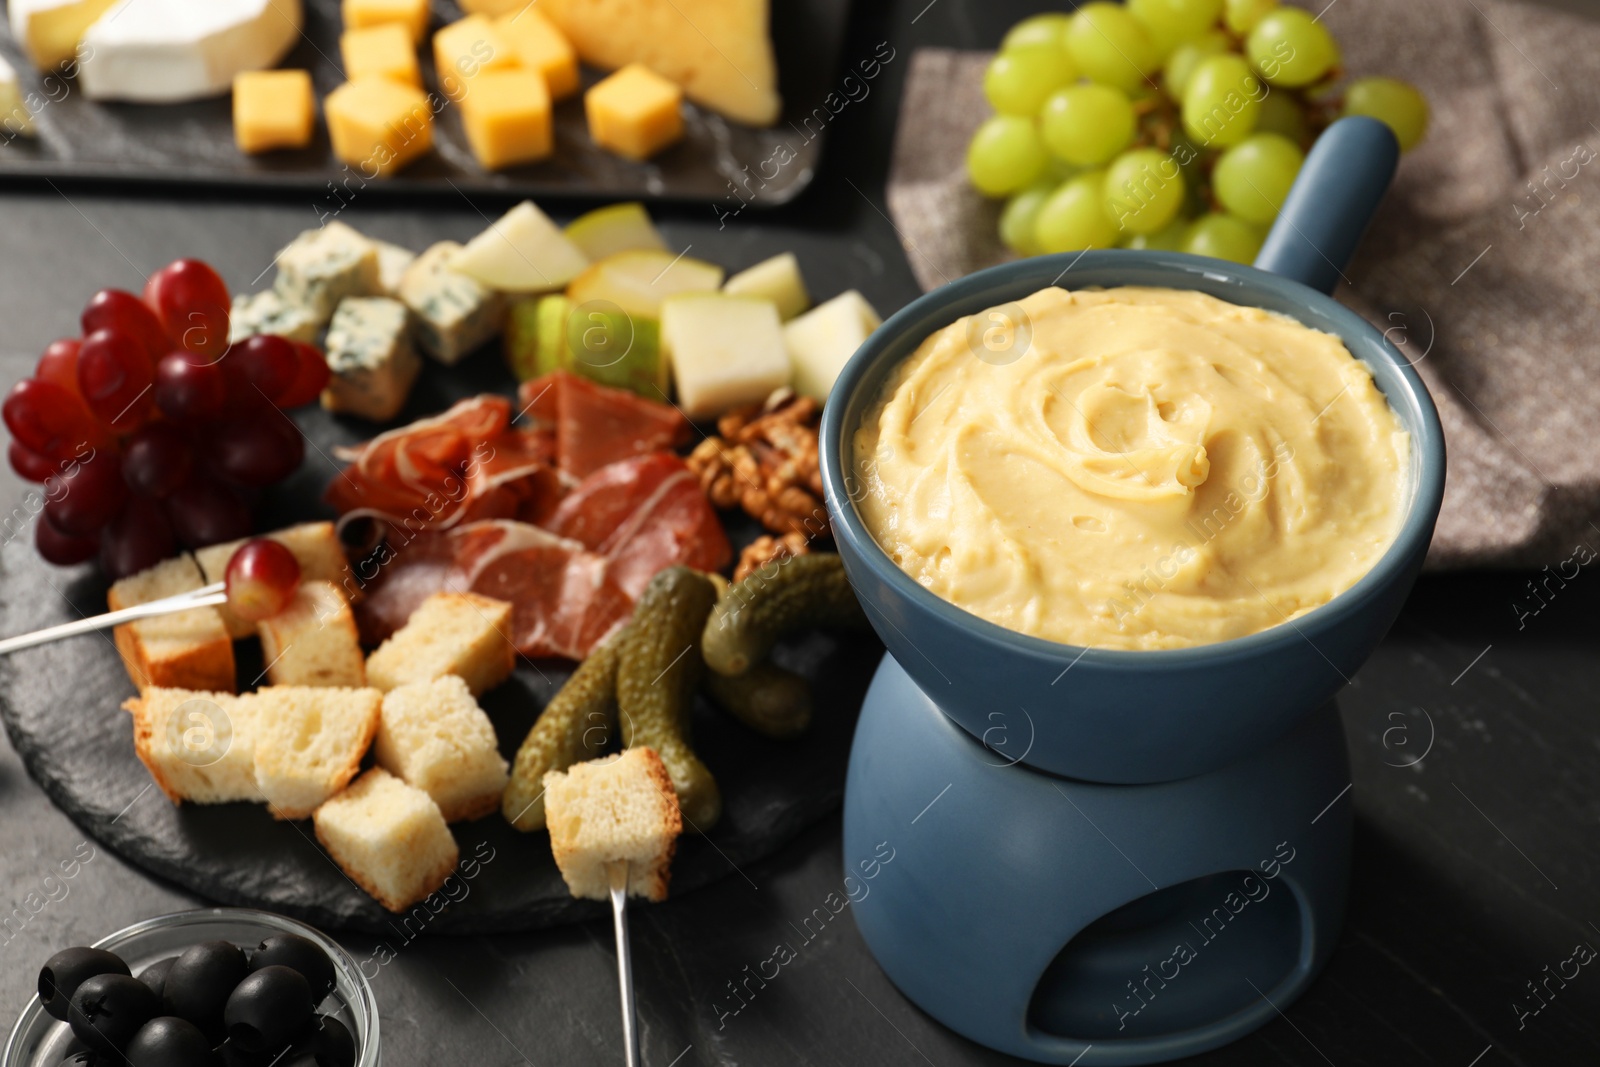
[965,0,1429,263]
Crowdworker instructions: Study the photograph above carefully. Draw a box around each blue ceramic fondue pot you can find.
[820,118,1446,785]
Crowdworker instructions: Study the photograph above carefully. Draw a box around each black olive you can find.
[164,941,248,1031]
[224,966,312,1056]
[290,1015,355,1067]
[215,1038,276,1067]
[125,1016,217,1067]
[39,948,130,1021]
[135,957,177,1001]
[67,972,158,1054]
[250,934,335,1002]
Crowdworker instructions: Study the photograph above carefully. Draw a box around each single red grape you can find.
[100,496,176,579]
[224,538,302,621]
[42,448,126,536]
[78,329,155,432]
[165,476,252,548]
[3,378,107,459]
[211,410,305,487]
[35,339,85,400]
[277,343,332,408]
[121,423,194,499]
[82,289,168,363]
[226,335,300,404]
[8,440,58,483]
[153,352,228,422]
[35,512,99,566]
[144,259,231,361]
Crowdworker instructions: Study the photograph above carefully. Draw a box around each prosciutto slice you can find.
[518,370,692,478]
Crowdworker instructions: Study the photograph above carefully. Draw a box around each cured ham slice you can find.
[518,370,692,478]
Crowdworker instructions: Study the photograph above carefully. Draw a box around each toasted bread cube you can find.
[233,70,316,154]
[341,23,421,88]
[460,68,552,171]
[124,688,258,805]
[342,0,431,44]
[314,768,458,912]
[585,64,683,162]
[257,582,365,689]
[375,676,509,821]
[432,15,517,102]
[325,78,434,178]
[493,10,578,100]
[108,556,235,693]
[252,686,382,820]
[196,522,355,639]
[365,592,515,696]
[545,748,682,902]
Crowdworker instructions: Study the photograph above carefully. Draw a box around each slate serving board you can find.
[0,349,882,935]
[0,0,849,206]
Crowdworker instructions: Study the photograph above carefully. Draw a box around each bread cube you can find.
[398,241,506,365]
[233,70,316,154]
[545,748,682,902]
[374,240,417,296]
[321,296,423,421]
[325,78,434,178]
[585,64,684,162]
[341,23,421,88]
[493,10,578,100]
[258,581,365,689]
[460,69,553,171]
[229,290,322,346]
[342,0,430,44]
[196,522,355,639]
[723,252,810,321]
[108,556,235,693]
[432,15,517,102]
[252,686,382,820]
[124,688,258,805]
[365,592,516,696]
[273,221,383,324]
[660,292,790,418]
[375,676,509,821]
[314,768,459,913]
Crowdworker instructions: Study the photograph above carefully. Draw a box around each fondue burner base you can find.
[843,655,1352,1066]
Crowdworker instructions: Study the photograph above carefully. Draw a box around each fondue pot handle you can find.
[1253,116,1399,296]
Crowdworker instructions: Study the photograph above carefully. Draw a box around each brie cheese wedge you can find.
[77,0,304,103]
[8,0,118,69]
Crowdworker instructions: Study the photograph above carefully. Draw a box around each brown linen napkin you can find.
[884,0,1600,569]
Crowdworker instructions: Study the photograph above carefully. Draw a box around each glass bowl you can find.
[3,907,379,1067]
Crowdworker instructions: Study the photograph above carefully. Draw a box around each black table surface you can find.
[1,2,1596,1064]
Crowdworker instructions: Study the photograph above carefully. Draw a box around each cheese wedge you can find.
[78,0,304,103]
[0,56,35,138]
[537,0,779,126]
[8,0,118,70]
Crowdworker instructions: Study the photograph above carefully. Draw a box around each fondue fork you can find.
[0,582,227,656]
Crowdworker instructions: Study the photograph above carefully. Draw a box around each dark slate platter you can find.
[0,349,882,935]
[0,0,850,206]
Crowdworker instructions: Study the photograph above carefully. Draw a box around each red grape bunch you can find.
[3,259,330,579]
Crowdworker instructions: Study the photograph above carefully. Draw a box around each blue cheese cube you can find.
[229,289,322,345]
[321,297,421,422]
[399,241,505,366]
[274,221,382,323]
[374,240,417,296]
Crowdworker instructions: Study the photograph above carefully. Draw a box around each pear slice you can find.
[504,292,666,397]
[723,252,809,320]
[448,201,589,293]
[661,293,790,419]
[563,202,668,262]
[564,249,723,320]
[782,290,882,402]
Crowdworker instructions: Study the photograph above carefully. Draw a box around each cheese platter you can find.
[0,0,853,205]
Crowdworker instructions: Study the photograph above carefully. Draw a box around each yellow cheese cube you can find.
[233,70,316,154]
[461,69,552,170]
[457,0,526,15]
[432,14,518,102]
[341,23,421,87]
[493,10,579,100]
[342,0,431,45]
[325,78,435,177]
[585,64,684,162]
